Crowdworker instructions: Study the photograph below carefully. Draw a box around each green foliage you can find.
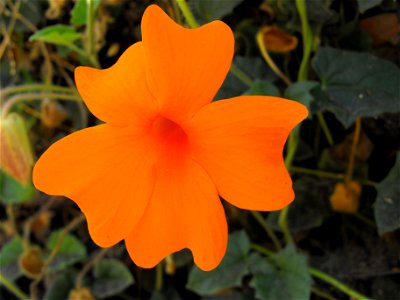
[29,25,82,47]
[47,231,87,271]
[0,237,23,281]
[244,80,280,97]
[187,230,251,295]
[284,81,319,112]
[374,155,400,235]
[71,0,101,26]
[192,0,243,21]
[92,259,135,298]
[312,47,400,127]
[249,244,312,300]
[0,171,35,204]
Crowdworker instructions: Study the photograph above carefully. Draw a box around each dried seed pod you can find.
[19,245,44,279]
[260,26,298,53]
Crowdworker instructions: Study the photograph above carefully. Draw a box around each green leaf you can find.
[0,171,35,204]
[374,155,400,235]
[193,0,243,21]
[71,0,101,26]
[357,0,383,13]
[92,259,134,298]
[43,272,76,300]
[250,244,312,300]
[47,230,87,271]
[243,80,280,97]
[312,47,400,127]
[187,230,250,295]
[284,81,319,112]
[0,238,23,281]
[29,25,82,47]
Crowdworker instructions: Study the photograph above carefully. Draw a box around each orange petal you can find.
[188,96,308,211]
[33,124,156,247]
[75,42,157,126]
[125,160,227,271]
[141,5,234,120]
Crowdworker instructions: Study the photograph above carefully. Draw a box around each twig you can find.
[1,92,82,118]
[0,273,30,300]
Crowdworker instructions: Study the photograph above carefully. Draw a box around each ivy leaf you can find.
[47,230,87,271]
[312,47,400,127]
[29,25,82,47]
[70,0,101,26]
[284,81,319,112]
[250,244,312,300]
[0,238,23,281]
[0,171,35,204]
[374,155,400,235]
[92,259,134,298]
[187,230,250,295]
[192,0,243,21]
[244,80,281,97]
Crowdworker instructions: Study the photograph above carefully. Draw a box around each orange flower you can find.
[33,5,307,271]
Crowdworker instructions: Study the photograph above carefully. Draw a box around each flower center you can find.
[151,116,187,145]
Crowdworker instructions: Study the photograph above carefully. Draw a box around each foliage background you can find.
[0,0,399,299]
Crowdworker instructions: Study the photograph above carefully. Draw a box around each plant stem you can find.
[76,248,109,289]
[155,261,163,291]
[345,117,361,181]
[1,92,82,118]
[250,211,281,250]
[0,273,30,300]
[317,112,334,146]
[85,0,99,67]
[309,268,371,300]
[256,31,292,85]
[296,0,312,81]
[1,84,76,101]
[278,206,292,244]
[230,63,252,86]
[176,0,199,27]
[311,287,337,300]
[250,243,274,256]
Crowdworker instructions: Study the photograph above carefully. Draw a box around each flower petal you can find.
[141,5,234,120]
[75,42,157,126]
[125,159,227,271]
[33,124,156,247]
[188,96,308,211]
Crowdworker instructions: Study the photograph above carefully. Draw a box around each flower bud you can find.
[0,113,34,186]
